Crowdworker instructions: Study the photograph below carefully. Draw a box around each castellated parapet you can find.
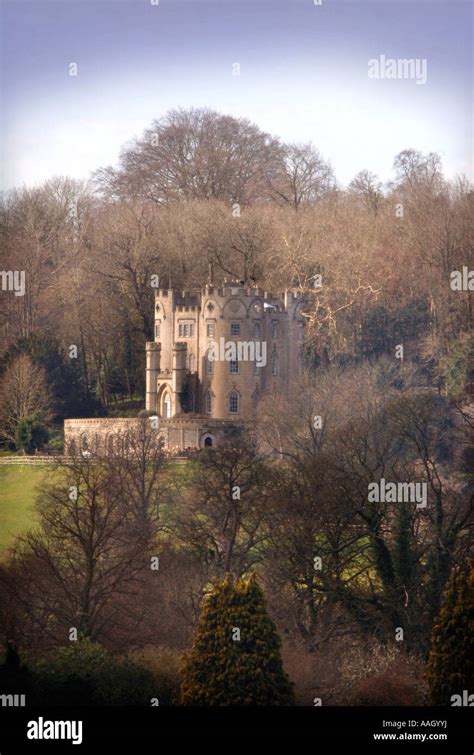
[65,283,303,452]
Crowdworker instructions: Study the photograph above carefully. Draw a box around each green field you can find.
[0,465,47,557]
[0,460,193,559]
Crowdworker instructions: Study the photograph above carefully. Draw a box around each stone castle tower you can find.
[65,283,303,453]
[145,283,303,422]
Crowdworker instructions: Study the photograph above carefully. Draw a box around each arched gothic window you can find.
[162,392,171,418]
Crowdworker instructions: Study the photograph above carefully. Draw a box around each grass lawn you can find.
[0,465,47,557]
[0,460,193,559]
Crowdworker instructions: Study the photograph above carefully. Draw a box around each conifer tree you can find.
[426,562,474,705]
[180,574,294,705]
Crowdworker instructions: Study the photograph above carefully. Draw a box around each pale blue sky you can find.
[1,0,472,190]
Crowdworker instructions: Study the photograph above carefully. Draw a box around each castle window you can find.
[205,391,213,415]
[229,391,239,414]
[186,353,195,372]
[229,358,239,374]
[163,392,171,418]
[206,352,213,374]
[179,323,194,338]
[155,321,161,339]
[207,323,215,337]
[253,322,261,338]
[272,322,278,339]
[231,322,240,337]
[272,351,279,376]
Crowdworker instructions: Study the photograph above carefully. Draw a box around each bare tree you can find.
[94,108,282,206]
[258,361,473,649]
[349,170,384,215]
[0,425,169,648]
[168,433,270,578]
[267,142,334,209]
[0,354,52,445]
[392,149,444,193]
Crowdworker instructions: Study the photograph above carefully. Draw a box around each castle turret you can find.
[145,342,161,412]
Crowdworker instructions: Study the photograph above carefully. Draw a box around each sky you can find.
[1,0,472,190]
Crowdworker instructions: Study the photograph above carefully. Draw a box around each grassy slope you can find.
[0,465,47,556]
[0,460,193,559]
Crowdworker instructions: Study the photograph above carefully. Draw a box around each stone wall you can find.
[64,416,253,455]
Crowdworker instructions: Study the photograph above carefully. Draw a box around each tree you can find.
[15,413,49,453]
[0,354,51,447]
[267,142,334,209]
[258,362,473,650]
[94,108,282,206]
[105,418,169,538]
[0,433,166,647]
[169,434,269,578]
[0,178,95,351]
[426,563,474,705]
[2,335,103,420]
[349,170,383,215]
[180,574,294,705]
[0,641,32,698]
[392,149,444,193]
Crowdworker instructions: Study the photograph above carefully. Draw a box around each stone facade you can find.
[146,284,303,419]
[65,283,303,453]
[64,416,254,455]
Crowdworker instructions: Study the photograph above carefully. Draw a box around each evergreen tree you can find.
[15,413,49,453]
[180,574,294,705]
[0,641,32,696]
[426,562,474,705]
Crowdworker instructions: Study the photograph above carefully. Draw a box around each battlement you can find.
[154,284,302,314]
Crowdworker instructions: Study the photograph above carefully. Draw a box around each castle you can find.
[64,283,303,453]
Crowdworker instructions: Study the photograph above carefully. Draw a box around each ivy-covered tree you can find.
[181,574,294,705]
[426,563,474,705]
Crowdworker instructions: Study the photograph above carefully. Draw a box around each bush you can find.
[340,640,427,705]
[27,638,156,706]
[129,647,182,705]
[181,574,294,705]
[350,665,425,706]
